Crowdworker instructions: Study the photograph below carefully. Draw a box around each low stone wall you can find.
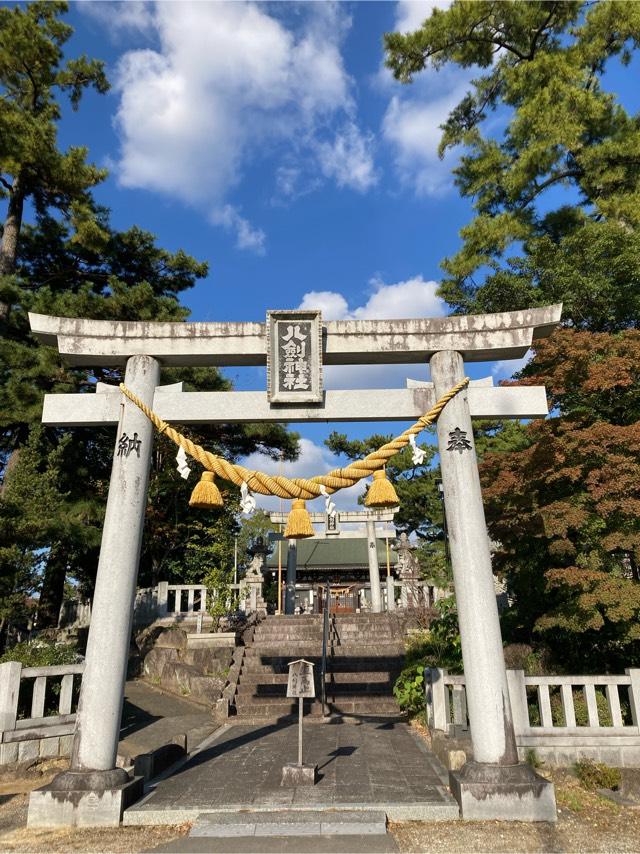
[142,627,234,707]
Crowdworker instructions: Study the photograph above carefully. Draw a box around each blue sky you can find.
[13,1,640,512]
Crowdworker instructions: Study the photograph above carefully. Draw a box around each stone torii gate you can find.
[27,304,561,826]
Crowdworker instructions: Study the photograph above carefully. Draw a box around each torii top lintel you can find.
[28,304,562,368]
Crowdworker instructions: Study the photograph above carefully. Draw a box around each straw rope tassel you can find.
[284,499,315,539]
[365,468,400,508]
[189,471,223,509]
[118,377,469,500]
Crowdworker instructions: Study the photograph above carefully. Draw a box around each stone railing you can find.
[426,667,640,767]
[60,583,215,631]
[0,661,84,765]
[156,582,209,618]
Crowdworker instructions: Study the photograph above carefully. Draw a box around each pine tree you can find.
[385,1,640,326]
[0,1,109,318]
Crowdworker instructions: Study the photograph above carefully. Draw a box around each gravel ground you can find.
[0,794,188,854]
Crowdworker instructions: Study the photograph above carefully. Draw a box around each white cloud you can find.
[382,86,466,196]
[380,0,474,197]
[394,1,449,33]
[242,438,365,514]
[209,206,266,255]
[298,276,446,388]
[79,1,155,37]
[315,123,377,192]
[299,275,446,322]
[298,290,349,320]
[109,1,375,249]
[492,351,532,379]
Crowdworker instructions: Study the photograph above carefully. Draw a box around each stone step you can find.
[246,644,323,653]
[239,671,392,685]
[189,809,388,838]
[234,698,322,716]
[241,658,402,674]
[327,697,401,715]
[236,682,394,698]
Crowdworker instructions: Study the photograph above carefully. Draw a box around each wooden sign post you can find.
[281,659,317,786]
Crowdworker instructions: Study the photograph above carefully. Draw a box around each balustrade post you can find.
[157,581,169,618]
[505,670,529,737]
[0,661,21,734]
[429,668,448,732]
[627,668,640,727]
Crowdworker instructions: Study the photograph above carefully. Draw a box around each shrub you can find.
[393,664,426,715]
[574,759,621,791]
[394,597,463,718]
[0,641,78,667]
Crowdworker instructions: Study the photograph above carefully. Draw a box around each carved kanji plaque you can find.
[267,310,323,403]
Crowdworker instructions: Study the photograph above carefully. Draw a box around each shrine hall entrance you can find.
[318,585,359,614]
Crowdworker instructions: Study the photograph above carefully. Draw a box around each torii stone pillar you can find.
[430,350,556,821]
[366,518,382,613]
[28,355,159,826]
[285,540,298,615]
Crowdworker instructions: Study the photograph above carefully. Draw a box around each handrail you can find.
[320,582,330,717]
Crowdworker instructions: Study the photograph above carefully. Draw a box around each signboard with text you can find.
[286,659,316,698]
[267,310,323,403]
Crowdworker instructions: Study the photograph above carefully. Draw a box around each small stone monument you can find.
[394,533,421,608]
[281,659,317,786]
[243,537,269,615]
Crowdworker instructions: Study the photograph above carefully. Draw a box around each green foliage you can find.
[502,643,552,676]
[0,639,77,666]
[325,430,443,540]
[482,331,640,671]
[0,1,110,278]
[393,662,426,715]
[575,759,621,792]
[385,1,640,329]
[393,597,463,717]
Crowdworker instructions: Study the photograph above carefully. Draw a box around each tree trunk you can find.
[37,549,67,629]
[0,173,25,322]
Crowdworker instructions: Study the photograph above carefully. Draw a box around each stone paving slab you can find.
[125,720,459,825]
[119,680,217,763]
[150,834,399,853]
[189,809,387,837]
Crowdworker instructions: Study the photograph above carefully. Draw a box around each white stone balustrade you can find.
[0,661,85,765]
[426,668,640,767]
[156,582,208,618]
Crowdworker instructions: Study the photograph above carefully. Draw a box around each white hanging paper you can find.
[176,446,191,479]
[320,484,336,517]
[240,481,256,515]
[409,434,426,466]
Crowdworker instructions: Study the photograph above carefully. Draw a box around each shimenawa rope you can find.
[118,377,470,500]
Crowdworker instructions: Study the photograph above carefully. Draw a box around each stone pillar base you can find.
[449,762,557,822]
[27,769,144,827]
[281,763,318,786]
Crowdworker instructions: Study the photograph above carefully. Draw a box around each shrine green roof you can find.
[265,537,397,570]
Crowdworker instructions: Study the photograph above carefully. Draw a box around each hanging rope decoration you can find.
[118,377,469,537]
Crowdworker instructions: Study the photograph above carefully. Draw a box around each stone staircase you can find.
[234,613,405,721]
